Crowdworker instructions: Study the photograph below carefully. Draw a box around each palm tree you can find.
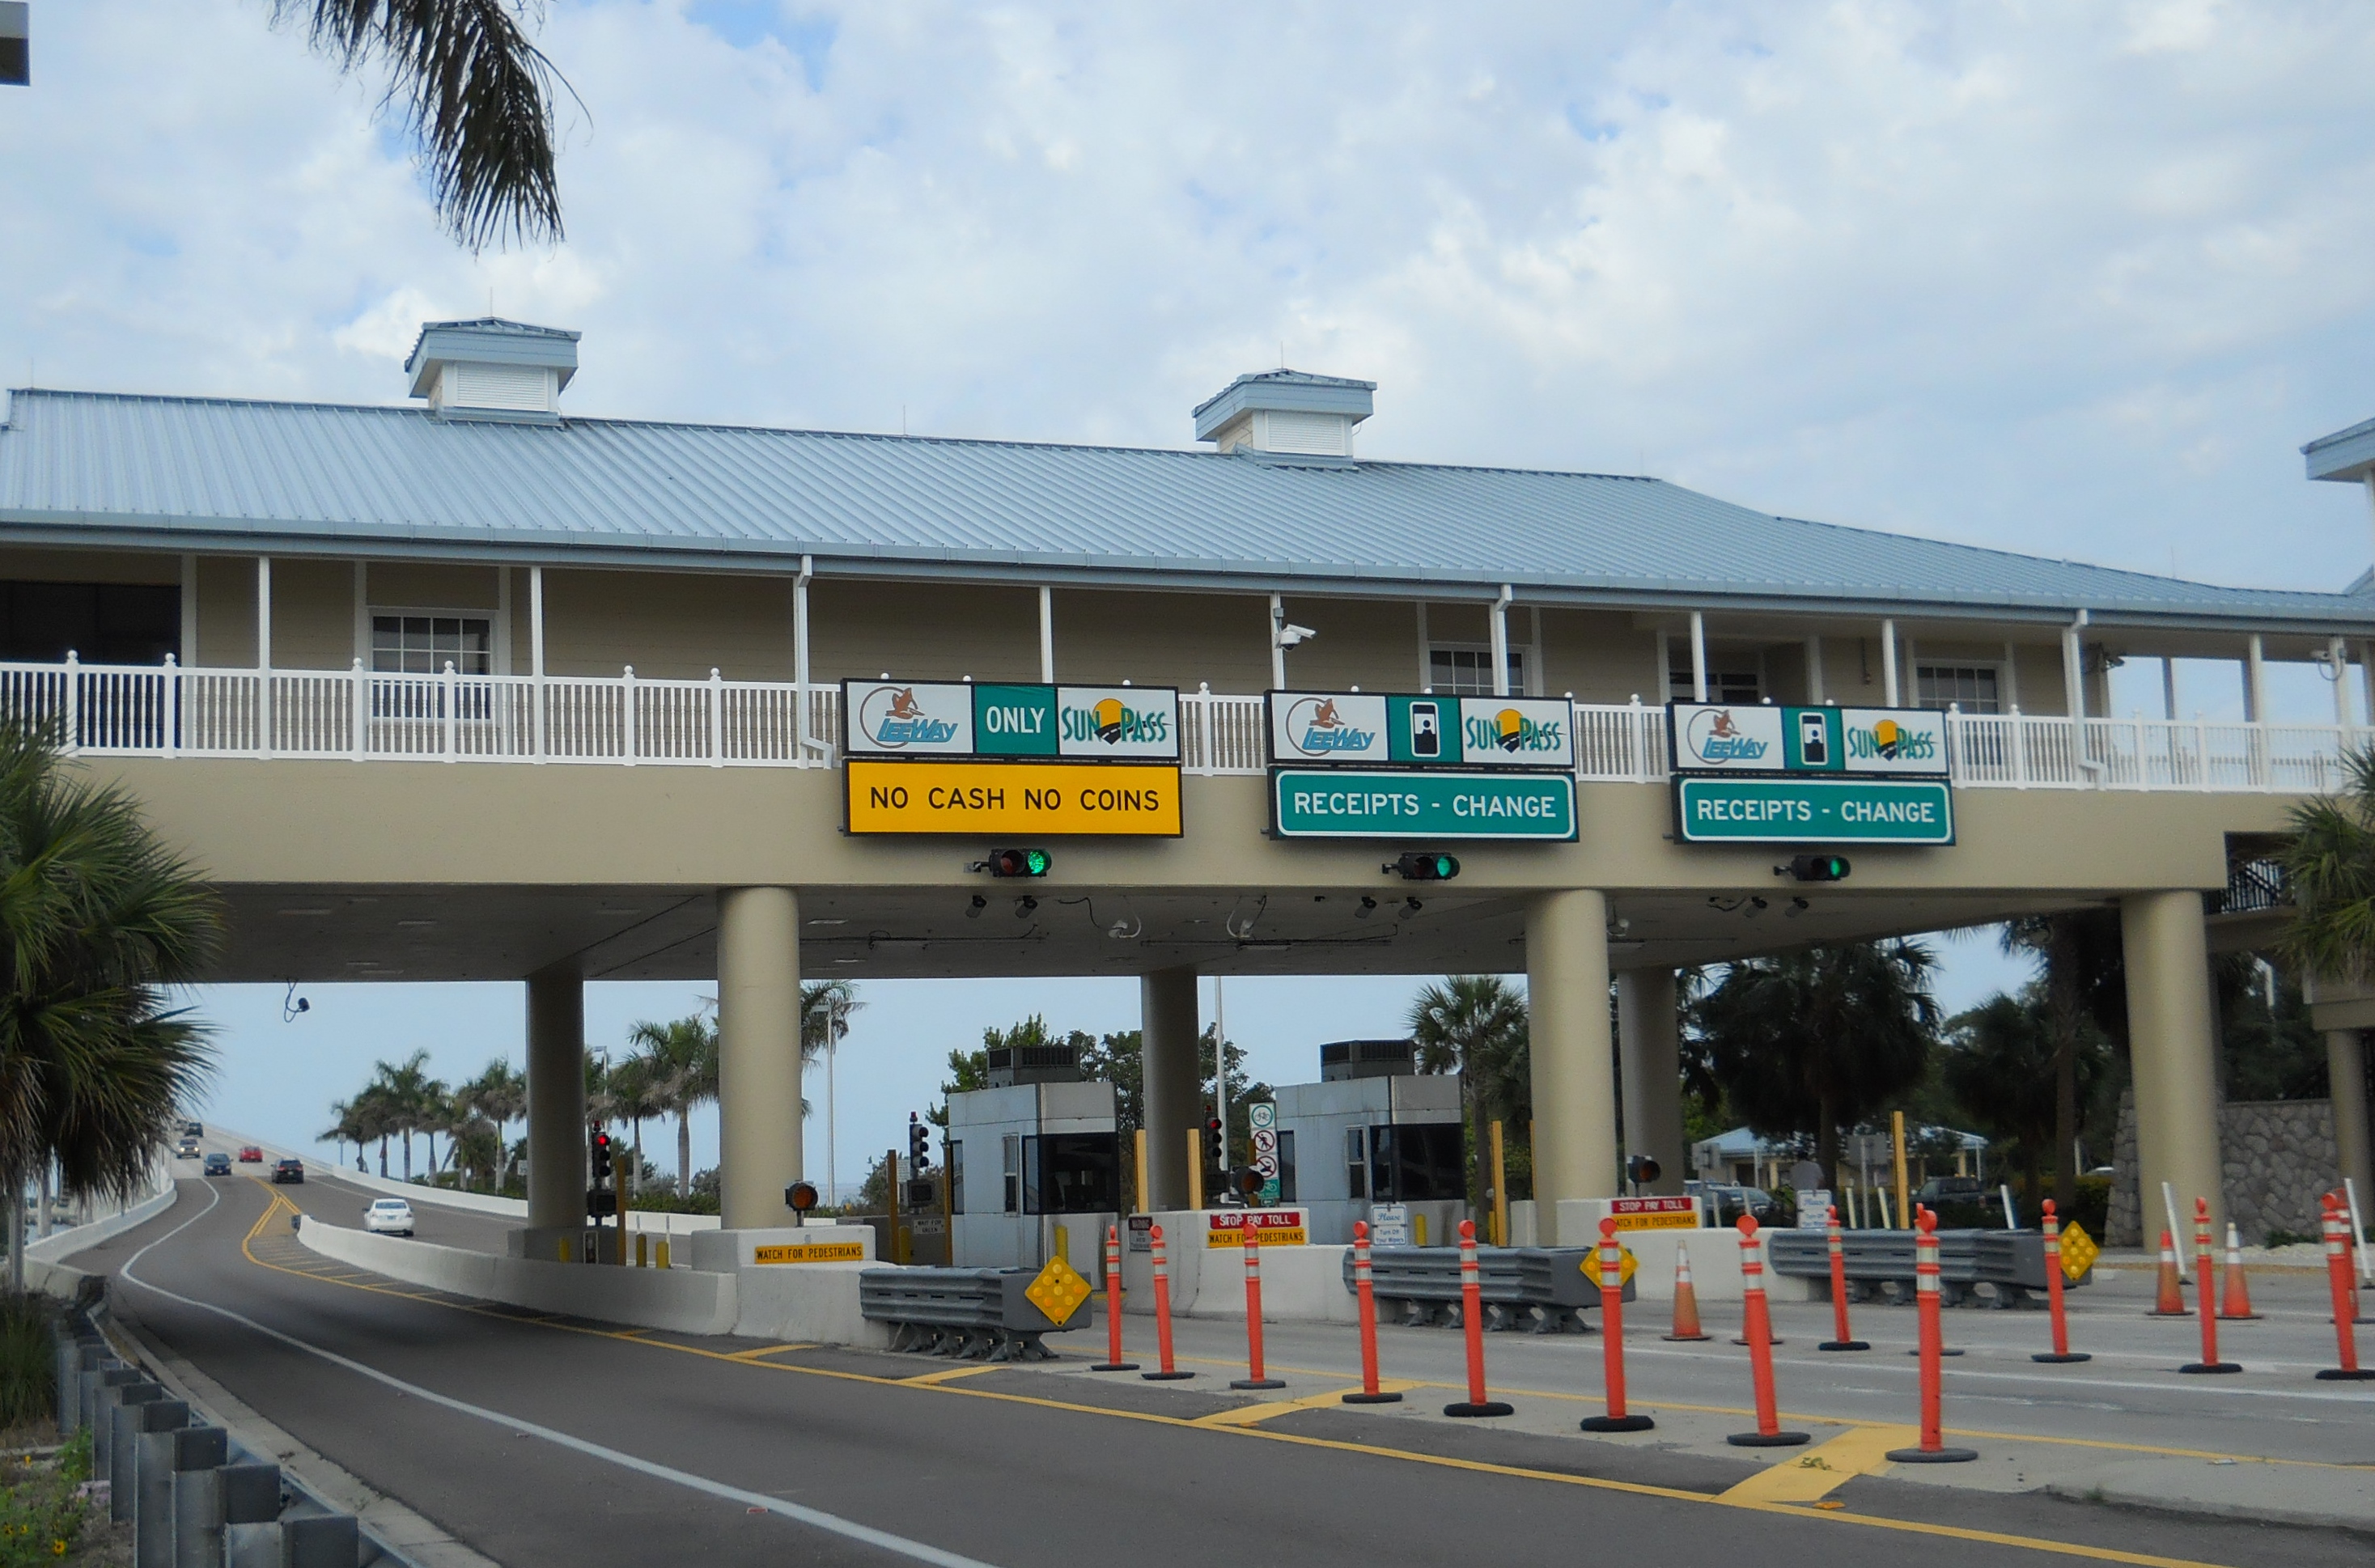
[0,721,221,1289]
[350,1083,398,1175]
[370,1049,436,1180]
[1688,942,1942,1191]
[2283,747,2375,981]
[1995,912,2126,1210]
[624,1014,717,1198]
[1407,976,1529,1214]
[457,1059,525,1192]
[318,1098,367,1171]
[608,1054,664,1197]
[278,1,570,251]
[1943,985,2110,1206]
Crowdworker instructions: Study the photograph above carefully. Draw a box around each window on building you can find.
[0,582,179,665]
[1669,664,1763,705]
[1369,1122,1465,1201]
[1428,645,1525,696]
[1345,1127,1369,1201]
[1915,664,2001,714]
[1021,1133,1121,1214]
[1274,1129,1297,1203]
[1001,1134,1021,1214]
[370,613,493,676]
[948,1141,964,1216]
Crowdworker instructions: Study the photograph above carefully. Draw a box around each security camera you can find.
[1276,624,1317,648]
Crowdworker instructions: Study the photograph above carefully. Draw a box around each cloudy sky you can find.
[6,1,2370,1183]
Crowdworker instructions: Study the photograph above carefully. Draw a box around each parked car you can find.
[236,1146,264,1163]
[270,1158,305,1184]
[1686,1180,1776,1225]
[363,1197,414,1236]
[175,1138,201,1159]
[1914,1175,1987,1205]
[202,1151,232,1176]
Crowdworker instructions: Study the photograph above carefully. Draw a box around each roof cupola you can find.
[404,318,580,425]
[1192,368,1375,460]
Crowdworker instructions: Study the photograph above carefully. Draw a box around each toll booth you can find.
[1271,1040,1466,1246]
[945,1062,1119,1279]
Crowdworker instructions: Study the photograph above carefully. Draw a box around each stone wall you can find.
[2109,1091,2340,1246]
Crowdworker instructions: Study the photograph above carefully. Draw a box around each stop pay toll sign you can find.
[1207,1210,1306,1248]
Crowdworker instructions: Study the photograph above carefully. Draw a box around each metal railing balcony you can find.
[0,657,2365,794]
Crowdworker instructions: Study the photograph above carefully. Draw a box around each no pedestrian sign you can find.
[1671,775,1954,845]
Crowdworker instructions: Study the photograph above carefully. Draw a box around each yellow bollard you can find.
[655,1238,671,1270]
[1415,1211,1429,1248]
[635,1232,649,1268]
[558,1235,572,1264]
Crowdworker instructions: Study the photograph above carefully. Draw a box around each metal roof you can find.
[0,386,2366,631]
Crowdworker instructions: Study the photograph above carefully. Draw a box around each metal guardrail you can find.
[1764,1228,2078,1306]
[859,1267,1089,1360]
[1341,1246,1632,1333]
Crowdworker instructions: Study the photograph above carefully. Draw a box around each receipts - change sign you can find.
[1672,775,1954,845]
[1270,768,1576,841]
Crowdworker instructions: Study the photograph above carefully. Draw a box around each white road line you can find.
[118,1184,1003,1568]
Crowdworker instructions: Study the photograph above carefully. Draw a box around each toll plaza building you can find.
[2,315,2372,1257]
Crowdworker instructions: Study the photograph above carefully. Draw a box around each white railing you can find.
[2,659,2367,795]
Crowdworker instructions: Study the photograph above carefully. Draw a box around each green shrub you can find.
[0,1299,54,1428]
[0,1426,91,1565]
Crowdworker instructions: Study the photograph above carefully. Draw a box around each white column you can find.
[2333,638,2352,727]
[2163,656,2178,721]
[1653,629,1670,704]
[2061,622,2086,721]
[529,566,546,677]
[494,565,513,675]
[1489,586,1512,697]
[179,555,198,666]
[1269,594,1287,691]
[255,556,272,671]
[1880,617,1898,707]
[1689,612,1707,701]
[1038,585,1055,684]
[351,562,369,666]
[792,554,812,753]
[2245,633,2266,723]
[2002,641,2021,710]
[1804,634,1824,703]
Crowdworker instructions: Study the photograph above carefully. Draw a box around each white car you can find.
[363,1198,415,1237]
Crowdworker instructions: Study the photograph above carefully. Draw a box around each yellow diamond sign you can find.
[2057,1221,2099,1284]
[1024,1254,1092,1324]
[1582,1247,1639,1287]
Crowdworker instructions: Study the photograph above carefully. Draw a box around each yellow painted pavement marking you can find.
[1718,1426,1915,1504]
[904,1364,1007,1386]
[211,1179,2237,1568]
[725,1343,818,1362]
[1191,1383,1419,1426]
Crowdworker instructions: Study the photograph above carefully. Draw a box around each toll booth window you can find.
[1001,1134,1021,1214]
[948,1141,965,1216]
[1275,1129,1297,1203]
[1370,1123,1465,1201]
[1345,1127,1368,1200]
[371,614,494,676]
[1021,1134,1120,1215]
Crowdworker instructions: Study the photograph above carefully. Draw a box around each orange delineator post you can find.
[1229,1227,1285,1390]
[2318,1195,2375,1381]
[2032,1199,2089,1364]
[1442,1219,1512,1418]
[1140,1223,1194,1381]
[1886,1207,1977,1463]
[1663,1240,1710,1342]
[1342,1221,1402,1405]
[1724,1216,1806,1448]
[1817,1206,1868,1352]
[2180,1197,2241,1375]
[1090,1223,1138,1372]
[1580,1217,1653,1432]
[2148,1228,2189,1316]
[2219,1223,2261,1320]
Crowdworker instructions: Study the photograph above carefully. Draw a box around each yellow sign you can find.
[846,759,1184,836]
[1024,1254,1092,1322]
[1611,1210,1699,1231]
[753,1241,867,1265]
[2057,1220,2099,1283]
[1584,1247,1640,1287]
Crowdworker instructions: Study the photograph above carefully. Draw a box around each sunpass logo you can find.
[1465,707,1566,754]
[1683,707,1768,764]
[1061,697,1170,748]
[1285,697,1378,755]
[859,686,960,748]
[1847,718,1936,763]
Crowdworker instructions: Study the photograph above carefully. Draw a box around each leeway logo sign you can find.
[1268,692,1576,769]
[1669,702,1949,778]
[844,680,1180,761]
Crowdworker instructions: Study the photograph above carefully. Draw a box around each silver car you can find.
[363,1197,415,1237]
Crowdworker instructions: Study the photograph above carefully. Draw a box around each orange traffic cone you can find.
[2220,1223,2261,1321]
[2148,1228,2190,1317]
[1663,1240,1711,1341]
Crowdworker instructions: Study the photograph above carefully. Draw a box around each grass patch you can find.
[0,1427,93,1564]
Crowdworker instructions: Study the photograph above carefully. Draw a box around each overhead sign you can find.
[844,680,1179,761]
[1672,776,1955,845]
[1670,702,1949,778]
[1270,692,1576,769]
[1207,1209,1308,1248]
[846,759,1183,836]
[1270,769,1577,840]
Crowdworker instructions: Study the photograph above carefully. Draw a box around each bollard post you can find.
[2180,1197,2241,1374]
[2032,1199,2090,1363]
[1230,1227,1285,1389]
[1342,1222,1402,1405]
[1662,1242,1710,1341]
[1817,1206,1868,1352]
[1139,1224,1193,1381]
[2317,1195,2375,1380]
[1443,1220,1512,1418]
[1580,1217,1653,1432]
[1090,1224,1138,1372]
[1886,1208,1978,1463]
[1725,1216,1806,1447]
[655,1237,671,1270]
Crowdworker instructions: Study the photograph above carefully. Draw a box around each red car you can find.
[237,1146,264,1163]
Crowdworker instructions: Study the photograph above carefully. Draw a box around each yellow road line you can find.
[1718,1426,1914,1504]
[904,1365,1007,1387]
[725,1343,817,1362]
[1191,1383,1419,1427]
[214,1181,2238,1568]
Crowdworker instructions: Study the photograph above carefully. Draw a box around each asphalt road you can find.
[61,1176,2374,1568]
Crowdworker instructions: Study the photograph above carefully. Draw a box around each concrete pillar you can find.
[2120,891,2225,1233]
[1139,967,1201,1211]
[2330,1029,2375,1208]
[524,964,586,1233]
[1528,888,1618,1235]
[1615,968,1686,1195]
[718,886,804,1231]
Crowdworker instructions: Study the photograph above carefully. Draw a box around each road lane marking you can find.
[904,1365,1007,1386]
[1716,1426,1913,1504]
[725,1343,817,1362]
[1190,1384,1417,1426]
[125,1188,1007,1568]
[205,1182,2249,1568]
